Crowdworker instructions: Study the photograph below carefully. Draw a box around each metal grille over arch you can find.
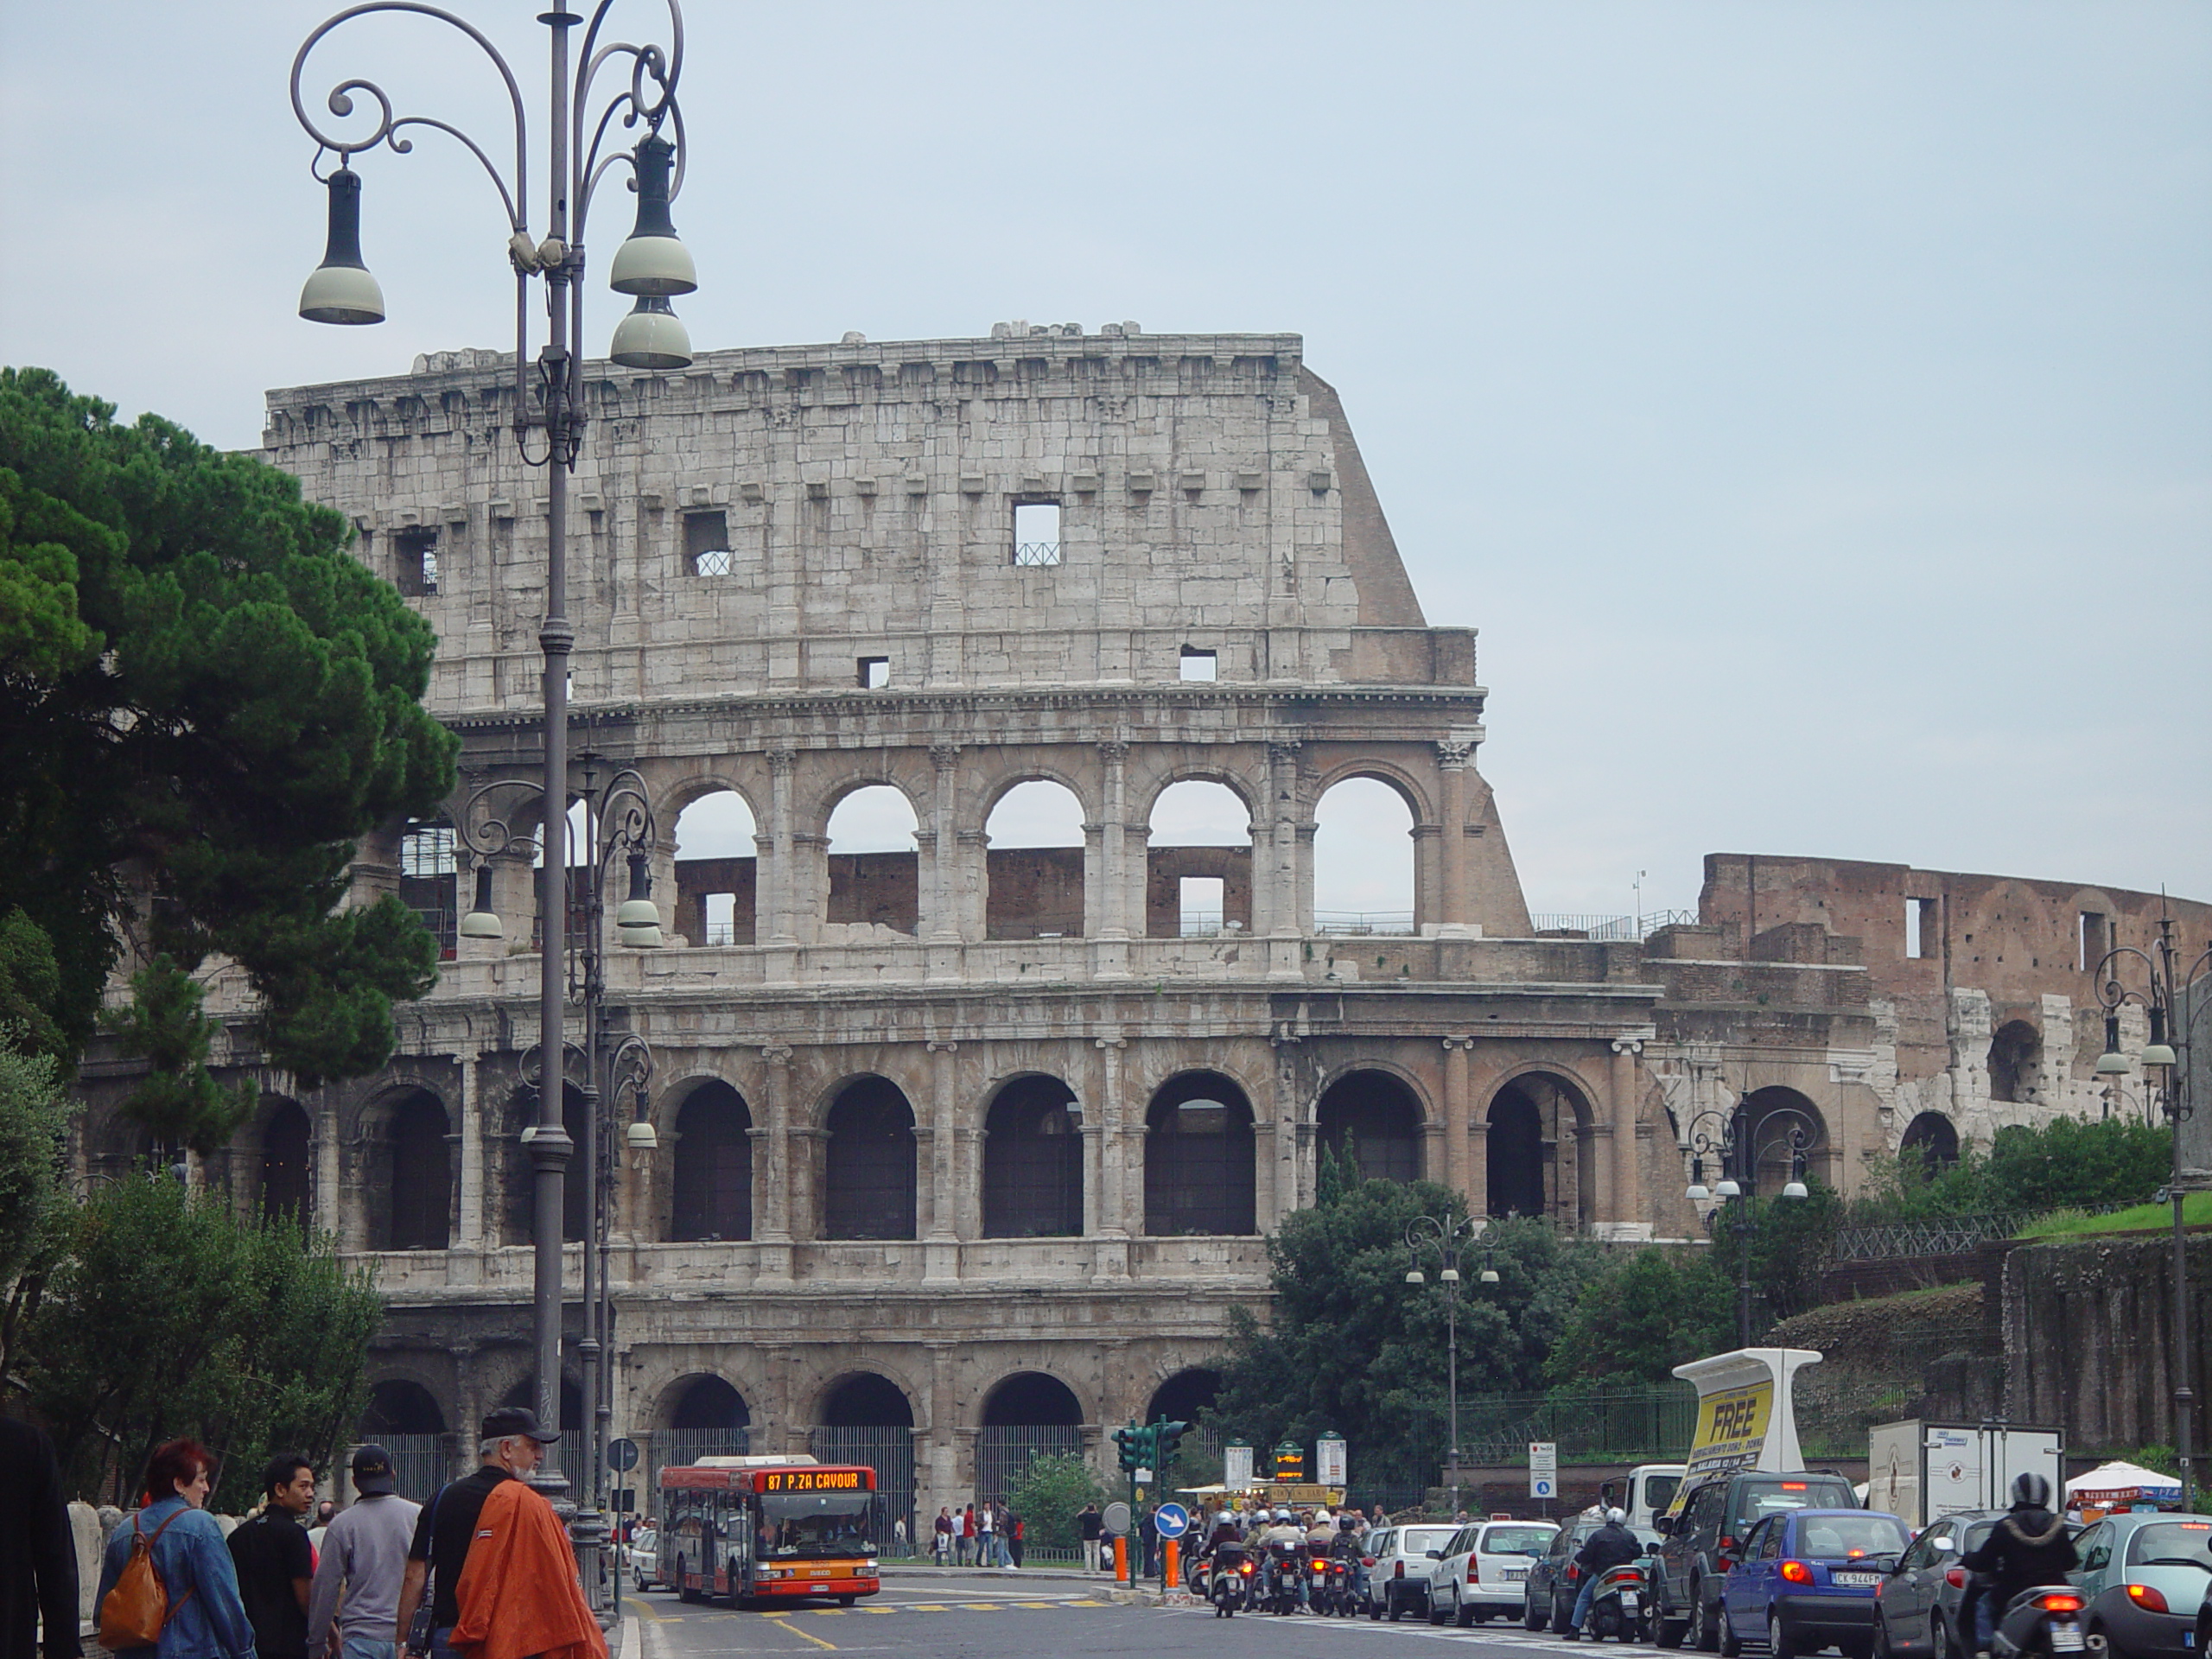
[1143,1072,1256,1236]
[653,1376,753,1503]
[358,1379,448,1500]
[811,1374,916,1558]
[823,1077,918,1240]
[982,1076,1083,1237]
[670,1081,753,1241]
[976,1373,1084,1514]
[1316,1070,1424,1184]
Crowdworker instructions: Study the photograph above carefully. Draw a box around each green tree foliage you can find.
[1007,1452,1109,1551]
[0,1022,73,1380]
[0,368,456,1143]
[1852,1116,2171,1224]
[1207,1174,1603,1484]
[22,1173,382,1510]
[1545,1247,1738,1391]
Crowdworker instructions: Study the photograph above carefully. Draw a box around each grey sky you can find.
[5,1,2206,918]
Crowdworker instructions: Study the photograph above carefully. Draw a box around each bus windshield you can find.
[760,1492,874,1557]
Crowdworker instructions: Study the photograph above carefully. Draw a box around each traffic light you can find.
[1154,1419,1191,1472]
[1114,1423,1153,1474]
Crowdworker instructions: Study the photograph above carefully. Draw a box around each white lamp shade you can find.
[1713,1178,1742,1200]
[1781,1179,1810,1200]
[2142,1042,2178,1069]
[300,261,385,326]
[609,233,697,298]
[626,1119,659,1151]
[608,299,693,369]
[460,908,505,940]
[1686,1181,1711,1203]
[2096,1048,2133,1077]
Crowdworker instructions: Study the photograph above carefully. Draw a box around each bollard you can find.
[1163,1537,1179,1592]
[1114,1535,1128,1583]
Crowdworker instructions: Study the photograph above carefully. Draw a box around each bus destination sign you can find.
[760,1469,868,1493]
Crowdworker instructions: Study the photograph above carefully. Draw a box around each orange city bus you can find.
[658,1456,882,1607]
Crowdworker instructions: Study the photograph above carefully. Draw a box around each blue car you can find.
[1719,1509,1913,1659]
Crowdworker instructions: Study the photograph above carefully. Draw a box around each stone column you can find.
[1611,1039,1643,1229]
[757,1046,796,1274]
[1441,1038,1472,1202]
[1094,1035,1130,1244]
[925,1039,959,1278]
[1096,741,1131,966]
[314,1096,344,1244]
[955,830,990,940]
[926,744,962,943]
[1588,1121,1615,1224]
[1434,739,1475,934]
[457,1052,486,1247]
[766,749,798,952]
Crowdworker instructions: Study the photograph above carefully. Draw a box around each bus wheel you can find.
[677,1562,698,1605]
[838,1596,857,1607]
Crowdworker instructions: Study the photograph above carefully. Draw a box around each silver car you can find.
[1365,1523,1465,1621]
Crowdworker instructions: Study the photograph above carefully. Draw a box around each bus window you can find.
[759,1491,875,1557]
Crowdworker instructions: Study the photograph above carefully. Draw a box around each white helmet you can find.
[1274,1508,1292,1523]
[1606,1509,1627,1526]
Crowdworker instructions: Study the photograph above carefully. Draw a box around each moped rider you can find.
[1960,1473,2078,1659]
[1566,1509,1643,1641]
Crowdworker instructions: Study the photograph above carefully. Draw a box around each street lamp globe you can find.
[298,168,385,325]
[607,134,696,296]
[608,296,693,371]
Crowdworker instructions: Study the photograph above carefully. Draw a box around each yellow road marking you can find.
[625,1596,668,1624]
[761,1615,838,1651]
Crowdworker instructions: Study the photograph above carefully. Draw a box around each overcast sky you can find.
[4,1,2206,919]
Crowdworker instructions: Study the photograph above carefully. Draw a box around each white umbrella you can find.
[2065,1461,2183,1505]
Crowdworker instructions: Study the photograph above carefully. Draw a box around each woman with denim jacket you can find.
[96,1440,257,1659]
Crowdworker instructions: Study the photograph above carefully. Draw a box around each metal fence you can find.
[377,1434,452,1503]
[645,1426,750,1518]
[810,1426,918,1557]
[1445,1386,1701,1464]
[975,1426,1084,1510]
[1314,910,1418,936]
[1527,911,1698,941]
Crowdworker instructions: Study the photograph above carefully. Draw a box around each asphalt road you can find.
[628,1580,1682,1659]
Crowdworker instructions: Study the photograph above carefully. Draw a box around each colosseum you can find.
[70,323,2208,1527]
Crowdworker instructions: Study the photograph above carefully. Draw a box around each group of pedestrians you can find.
[928,1501,1025,1567]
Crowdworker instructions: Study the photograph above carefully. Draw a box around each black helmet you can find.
[2011,1472,2052,1510]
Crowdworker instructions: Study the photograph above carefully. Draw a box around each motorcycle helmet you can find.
[2011,1471,2052,1510]
[1274,1508,1292,1523]
[1340,1516,1358,1530]
[1606,1508,1626,1525]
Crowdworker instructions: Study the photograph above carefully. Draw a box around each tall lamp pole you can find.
[1683,1097,1815,1346]
[289,0,696,1541]
[2093,913,2212,1513]
[1407,1211,1498,1519]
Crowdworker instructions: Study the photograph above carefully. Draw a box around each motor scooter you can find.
[1990,1585,2095,1658]
[1586,1560,1652,1643]
[1209,1545,1255,1618]
[1263,1539,1303,1615]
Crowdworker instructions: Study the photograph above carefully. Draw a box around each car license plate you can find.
[1834,1573,1880,1587]
[1505,1569,1529,1581]
[2052,1627,2084,1653]
[1621,1593,1640,1611]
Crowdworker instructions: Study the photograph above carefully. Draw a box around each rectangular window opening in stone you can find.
[399,819,458,960]
[1179,647,1217,682]
[395,528,439,597]
[2079,910,2108,971]
[703,891,738,945]
[1179,875,1225,937]
[1905,896,1936,959]
[685,509,732,576]
[1013,499,1062,566]
[858,656,890,689]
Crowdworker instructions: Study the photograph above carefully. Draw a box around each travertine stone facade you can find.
[75,327,2183,1520]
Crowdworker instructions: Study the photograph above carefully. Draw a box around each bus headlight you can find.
[865,1560,879,1573]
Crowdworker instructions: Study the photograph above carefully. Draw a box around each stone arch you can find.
[821,1076,917,1240]
[1484,1067,1599,1223]
[1146,778,1253,938]
[256,1096,313,1226]
[670,1079,753,1242]
[1743,1086,1829,1194]
[979,1371,1084,1428]
[359,1377,446,1435]
[1899,1110,1961,1173]
[983,779,1088,941]
[667,1374,753,1432]
[1145,1368,1222,1427]
[1143,1071,1257,1236]
[366,1086,452,1250]
[981,1074,1083,1238]
[976,766,1095,824]
[1988,1020,2041,1105]
[500,1370,585,1435]
[671,787,759,947]
[1313,774,1418,935]
[823,784,920,934]
[816,1371,916,1428]
[1316,1067,1426,1184]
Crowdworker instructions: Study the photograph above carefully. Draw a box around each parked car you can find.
[1717,1507,1910,1659]
[1870,1510,2007,1659]
[1426,1518,1558,1626]
[1365,1522,1464,1621]
[2072,1511,2212,1659]
[629,1522,663,1591]
[1655,1470,1863,1650]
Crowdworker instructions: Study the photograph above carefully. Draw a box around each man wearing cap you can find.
[394,1408,602,1659]
[308,1446,421,1659]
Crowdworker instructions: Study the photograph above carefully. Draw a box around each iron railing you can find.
[1527,910,1699,941]
[1013,541,1062,568]
[810,1426,918,1557]
[1314,909,1418,936]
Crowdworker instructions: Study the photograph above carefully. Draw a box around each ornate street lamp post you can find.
[288,0,695,1548]
[1406,1211,1498,1519]
[1683,1096,1815,1347]
[2094,913,2212,1513]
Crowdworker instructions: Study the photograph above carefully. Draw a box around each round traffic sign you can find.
[1103,1501,1132,1535]
[607,1436,639,1471]
[1154,1502,1190,1538]
[1533,1478,1554,1498]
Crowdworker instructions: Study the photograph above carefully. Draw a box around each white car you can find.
[1364,1523,1465,1621]
[627,1526,661,1590]
[1428,1519,1560,1627]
